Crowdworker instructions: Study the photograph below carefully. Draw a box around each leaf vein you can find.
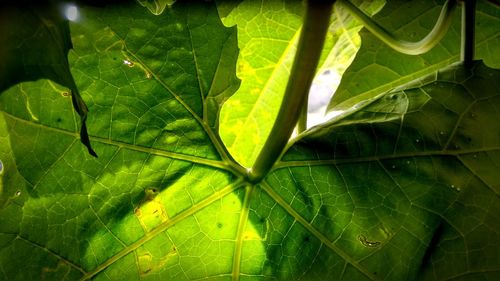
[260,180,380,281]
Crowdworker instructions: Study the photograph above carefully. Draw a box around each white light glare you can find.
[64,4,79,22]
[306,70,342,128]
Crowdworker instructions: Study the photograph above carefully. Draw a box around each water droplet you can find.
[470,113,476,118]
[391,165,396,169]
[451,184,455,188]
[415,139,420,143]
[15,190,21,196]
[123,59,134,67]
[473,154,478,158]
[456,187,461,192]
[406,161,411,164]
[439,131,445,135]
[145,72,152,79]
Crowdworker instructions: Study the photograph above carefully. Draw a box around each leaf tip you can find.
[80,123,98,158]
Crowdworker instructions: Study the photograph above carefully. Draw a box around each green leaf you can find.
[280,61,500,280]
[215,0,244,19]
[328,0,500,112]
[218,0,384,167]
[1,1,499,281]
[0,1,96,156]
[218,0,304,168]
[0,1,242,279]
[314,0,384,79]
[307,0,384,128]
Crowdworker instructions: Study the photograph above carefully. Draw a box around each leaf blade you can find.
[329,0,500,112]
[277,61,500,280]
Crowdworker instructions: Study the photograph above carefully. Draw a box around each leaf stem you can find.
[232,184,254,281]
[297,97,308,134]
[461,0,476,68]
[338,0,458,55]
[248,0,334,183]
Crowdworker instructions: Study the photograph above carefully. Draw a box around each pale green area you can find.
[218,0,304,168]
[218,0,384,167]
[0,1,499,281]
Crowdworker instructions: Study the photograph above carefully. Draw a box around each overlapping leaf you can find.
[275,61,500,280]
[217,0,305,168]
[306,0,385,129]
[0,1,96,155]
[0,2,72,93]
[328,0,500,112]
[218,0,384,167]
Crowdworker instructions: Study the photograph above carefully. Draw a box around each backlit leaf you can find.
[329,0,500,112]
[218,0,384,166]
[0,1,498,281]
